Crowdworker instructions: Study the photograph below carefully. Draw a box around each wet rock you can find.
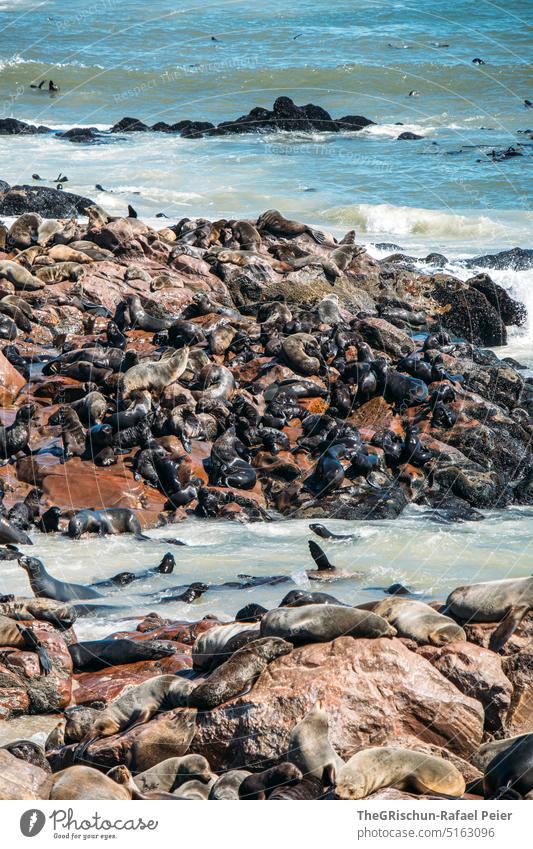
[466,273,526,326]
[110,117,149,133]
[73,652,192,705]
[397,131,423,140]
[432,276,507,346]
[0,119,50,136]
[464,247,533,271]
[0,185,94,217]
[191,637,484,771]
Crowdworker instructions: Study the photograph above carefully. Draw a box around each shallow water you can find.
[0,0,531,252]
[2,506,532,642]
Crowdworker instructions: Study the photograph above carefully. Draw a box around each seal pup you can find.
[287,700,344,784]
[192,621,262,671]
[18,555,103,602]
[133,754,213,793]
[445,576,533,650]
[188,637,292,710]
[121,347,189,397]
[256,209,325,243]
[335,747,466,799]
[106,765,180,799]
[260,604,396,644]
[368,597,466,645]
[239,764,303,799]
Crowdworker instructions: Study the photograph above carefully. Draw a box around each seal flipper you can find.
[307,227,326,244]
[308,540,336,572]
[73,736,98,764]
[18,625,52,676]
[488,603,530,652]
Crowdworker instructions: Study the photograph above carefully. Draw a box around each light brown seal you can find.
[368,597,467,645]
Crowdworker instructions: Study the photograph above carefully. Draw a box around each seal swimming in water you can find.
[18,555,104,602]
[306,540,362,581]
[335,747,466,799]
[309,523,359,541]
[445,576,533,650]
[256,209,325,243]
[366,597,466,645]
[67,638,177,672]
[260,604,396,644]
[188,637,292,710]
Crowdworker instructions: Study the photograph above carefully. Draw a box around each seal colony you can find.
[0,200,531,801]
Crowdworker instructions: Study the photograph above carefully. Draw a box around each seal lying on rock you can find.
[67,637,177,671]
[121,346,189,398]
[366,597,467,645]
[239,763,303,799]
[75,675,196,758]
[0,613,52,674]
[188,637,292,710]
[41,765,131,800]
[256,209,325,243]
[445,576,533,650]
[0,596,76,630]
[482,734,533,799]
[260,604,396,644]
[132,754,214,793]
[335,747,466,799]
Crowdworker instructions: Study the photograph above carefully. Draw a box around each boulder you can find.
[0,750,47,799]
[431,276,507,346]
[0,185,95,217]
[0,119,50,135]
[0,350,26,404]
[417,640,512,732]
[357,316,415,357]
[110,117,149,133]
[191,637,484,771]
[501,645,533,735]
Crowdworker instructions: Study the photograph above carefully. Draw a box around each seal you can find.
[260,604,396,644]
[105,765,180,799]
[279,589,345,607]
[335,747,466,799]
[188,637,293,710]
[18,555,103,602]
[281,332,322,376]
[0,614,52,674]
[133,754,213,793]
[0,596,76,630]
[209,770,251,799]
[94,552,177,589]
[174,778,216,799]
[445,576,533,650]
[121,347,189,398]
[472,733,532,772]
[256,209,325,243]
[367,597,467,645]
[75,674,196,760]
[0,516,32,545]
[0,403,35,461]
[235,603,268,622]
[67,508,148,540]
[309,523,358,541]
[41,765,131,800]
[192,621,263,671]
[239,763,303,799]
[307,540,362,581]
[482,734,533,799]
[67,637,177,672]
[2,739,50,772]
[287,700,344,784]
[48,406,86,460]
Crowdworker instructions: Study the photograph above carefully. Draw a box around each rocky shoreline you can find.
[0,200,531,799]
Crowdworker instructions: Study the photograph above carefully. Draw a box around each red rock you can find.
[73,652,191,705]
[0,750,47,799]
[417,640,512,732]
[501,645,533,735]
[191,637,484,771]
[0,349,25,405]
